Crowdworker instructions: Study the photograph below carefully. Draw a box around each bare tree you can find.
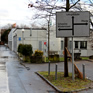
[28,0,82,77]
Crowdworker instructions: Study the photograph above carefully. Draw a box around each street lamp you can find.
[22,29,24,44]
[30,28,32,36]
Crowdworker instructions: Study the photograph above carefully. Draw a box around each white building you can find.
[0,29,1,41]
[8,26,93,57]
[49,25,93,57]
[8,28,15,50]
[8,28,47,56]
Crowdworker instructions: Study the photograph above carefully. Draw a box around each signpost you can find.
[19,37,21,41]
[56,11,90,81]
[56,11,90,37]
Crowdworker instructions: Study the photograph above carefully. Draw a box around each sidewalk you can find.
[3,46,56,93]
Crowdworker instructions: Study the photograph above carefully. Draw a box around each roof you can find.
[15,27,47,30]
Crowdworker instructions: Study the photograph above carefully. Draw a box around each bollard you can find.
[82,64,85,79]
[48,61,50,75]
[55,63,58,80]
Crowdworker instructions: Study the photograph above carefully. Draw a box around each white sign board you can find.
[56,11,90,37]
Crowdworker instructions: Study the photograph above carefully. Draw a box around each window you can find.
[75,41,78,49]
[80,41,87,49]
[39,41,42,50]
[68,41,72,50]
[61,41,63,50]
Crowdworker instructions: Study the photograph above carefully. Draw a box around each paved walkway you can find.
[0,45,56,93]
[22,60,93,93]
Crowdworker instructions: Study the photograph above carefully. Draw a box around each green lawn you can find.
[38,71,92,92]
[81,57,89,60]
[46,57,64,62]
[46,56,89,62]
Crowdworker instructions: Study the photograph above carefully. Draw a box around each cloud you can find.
[0,0,34,28]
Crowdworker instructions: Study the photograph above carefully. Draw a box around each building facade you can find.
[49,25,93,57]
[8,27,93,57]
[8,28,47,56]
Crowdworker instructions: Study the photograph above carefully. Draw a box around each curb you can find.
[35,72,93,93]
[35,72,65,93]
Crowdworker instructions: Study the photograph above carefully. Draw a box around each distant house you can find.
[8,28,47,56]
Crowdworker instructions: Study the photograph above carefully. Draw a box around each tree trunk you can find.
[64,0,70,77]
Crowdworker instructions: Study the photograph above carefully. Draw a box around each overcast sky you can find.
[0,0,37,28]
[0,0,92,28]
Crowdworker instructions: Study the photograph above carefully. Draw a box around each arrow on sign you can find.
[58,16,88,36]
[74,23,88,25]
[58,28,72,31]
[72,17,88,25]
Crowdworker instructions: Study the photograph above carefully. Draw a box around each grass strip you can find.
[38,71,92,92]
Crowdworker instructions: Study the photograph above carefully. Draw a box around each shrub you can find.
[30,56,42,63]
[17,44,33,57]
[22,44,33,57]
[34,49,43,56]
[49,54,59,62]
[17,44,23,54]
[89,55,93,59]
[30,49,43,63]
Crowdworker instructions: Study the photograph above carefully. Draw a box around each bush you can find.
[89,55,93,59]
[17,44,33,57]
[23,56,30,62]
[30,49,43,63]
[17,44,23,54]
[30,56,42,63]
[49,54,59,62]
[34,49,43,56]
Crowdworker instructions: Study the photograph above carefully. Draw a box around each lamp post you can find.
[30,27,32,36]
[22,29,24,44]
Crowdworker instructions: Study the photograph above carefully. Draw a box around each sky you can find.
[0,0,36,28]
[0,0,92,28]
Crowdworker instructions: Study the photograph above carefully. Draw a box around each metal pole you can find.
[48,15,50,59]
[72,37,74,81]
[48,61,50,75]
[82,64,85,79]
[22,31,24,44]
[55,64,58,80]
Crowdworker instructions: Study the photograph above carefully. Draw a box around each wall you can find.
[13,28,47,56]
[8,28,16,50]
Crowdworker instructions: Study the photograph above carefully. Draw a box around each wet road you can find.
[1,45,93,93]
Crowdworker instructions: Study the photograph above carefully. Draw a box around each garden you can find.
[17,44,91,63]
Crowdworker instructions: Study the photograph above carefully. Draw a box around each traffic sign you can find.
[56,11,90,37]
[19,37,21,41]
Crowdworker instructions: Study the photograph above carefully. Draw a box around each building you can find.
[49,25,93,57]
[8,26,93,57]
[8,28,47,56]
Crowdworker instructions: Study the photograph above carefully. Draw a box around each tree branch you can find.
[89,0,93,4]
[69,0,80,9]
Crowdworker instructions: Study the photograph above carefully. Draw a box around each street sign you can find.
[56,11,90,37]
[44,42,46,45]
[19,37,21,41]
